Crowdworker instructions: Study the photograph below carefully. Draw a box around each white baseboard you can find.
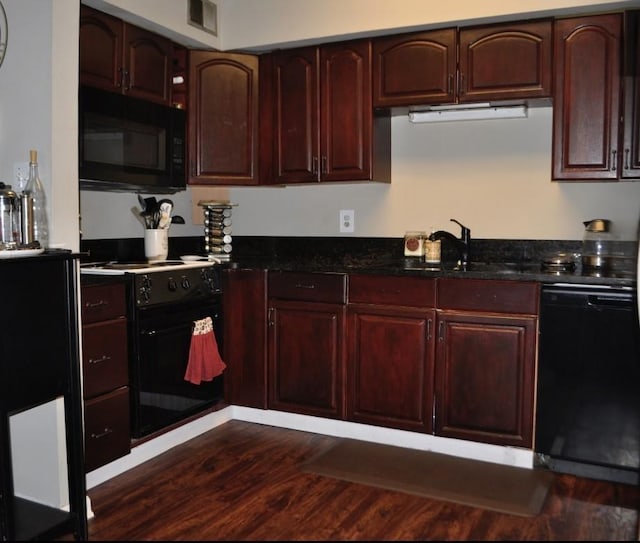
[86,406,533,491]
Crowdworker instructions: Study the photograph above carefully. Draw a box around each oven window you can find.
[133,301,224,437]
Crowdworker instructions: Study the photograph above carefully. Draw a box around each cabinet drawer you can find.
[81,283,126,323]
[349,274,436,307]
[268,271,347,303]
[437,278,539,314]
[82,319,128,399]
[84,386,130,472]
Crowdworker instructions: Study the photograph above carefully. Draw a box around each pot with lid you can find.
[581,218,614,271]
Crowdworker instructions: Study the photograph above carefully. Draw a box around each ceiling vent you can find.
[188,0,218,36]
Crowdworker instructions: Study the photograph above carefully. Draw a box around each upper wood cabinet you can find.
[373,20,552,108]
[552,13,623,181]
[273,40,391,184]
[622,11,640,179]
[372,28,457,108]
[188,51,272,186]
[79,5,172,106]
[553,10,640,181]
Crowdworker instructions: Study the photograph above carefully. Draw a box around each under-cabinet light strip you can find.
[408,105,528,123]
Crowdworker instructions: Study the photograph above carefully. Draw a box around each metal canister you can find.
[20,193,34,245]
[0,184,20,247]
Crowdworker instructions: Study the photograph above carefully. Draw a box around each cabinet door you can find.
[82,318,128,399]
[273,47,319,183]
[84,386,130,473]
[268,299,345,418]
[79,6,123,92]
[435,311,537,448]
[320,40,373,181]
[552,14,622,180]
[223,269,268,408]
[189,51,261,185]
[459,20,552,102]
[622,11,640,179]
[348,304,435,433]
[123,24,172,105]
[373,28,457,107]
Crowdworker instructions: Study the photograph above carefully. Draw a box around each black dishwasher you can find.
[535,284,640,484]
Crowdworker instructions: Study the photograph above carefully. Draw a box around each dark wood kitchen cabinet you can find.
[80,281,130,473]
[273,40,391,184]
[434,279,539,448]
[347,275,436,433]
[222,268,268,408]
[373,19,552,108]
[79,5,173,106]
[551,13,634,180]
[0,253,87,541]
[188,51,273,186]
[622,11,640,179]
[267,272,347,418]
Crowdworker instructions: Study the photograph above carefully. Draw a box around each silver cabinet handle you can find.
[88,354,111,365]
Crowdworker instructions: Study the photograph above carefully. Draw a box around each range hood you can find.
[408,102,528,123]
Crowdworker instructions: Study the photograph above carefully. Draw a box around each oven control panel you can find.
[134,266,221,306]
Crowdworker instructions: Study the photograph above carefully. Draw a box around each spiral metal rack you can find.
[198,200,236,260]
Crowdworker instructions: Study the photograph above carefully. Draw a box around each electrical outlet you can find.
[339,209,355,233]
[13,162,29,191]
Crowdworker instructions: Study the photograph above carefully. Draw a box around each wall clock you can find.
[0,1,6,69]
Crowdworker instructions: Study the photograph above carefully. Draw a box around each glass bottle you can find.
[23,149,49,248]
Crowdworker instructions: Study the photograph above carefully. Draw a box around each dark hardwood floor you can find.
[80,420,640,541]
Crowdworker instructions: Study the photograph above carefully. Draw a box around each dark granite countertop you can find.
[81,236,637,290]
[227,255,636,289]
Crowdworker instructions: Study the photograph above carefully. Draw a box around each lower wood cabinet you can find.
[81,281,131,472]
[347,275,436,432]
[226,270,540,451]
[223,268,268,408]
[84,387,130,473]
[435,278,539,448]
[267,271,347,418]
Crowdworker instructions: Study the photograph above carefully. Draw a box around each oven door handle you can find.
[141,323,193,337]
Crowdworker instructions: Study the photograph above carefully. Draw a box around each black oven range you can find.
[81,260,225,438]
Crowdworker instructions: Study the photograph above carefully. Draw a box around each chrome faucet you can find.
[429,219,471,268]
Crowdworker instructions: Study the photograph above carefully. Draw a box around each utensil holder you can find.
[144,229,168,261]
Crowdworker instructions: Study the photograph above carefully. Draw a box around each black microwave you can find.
[79,85,187,194]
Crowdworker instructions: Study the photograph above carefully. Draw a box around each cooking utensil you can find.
[158,201,173,229]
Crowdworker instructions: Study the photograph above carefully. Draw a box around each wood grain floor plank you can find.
[71,420,640,541]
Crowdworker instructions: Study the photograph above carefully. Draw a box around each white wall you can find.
[81,107,640,243]
[219,0,638,51]
[79,0,640,243]
[0,0,80,510]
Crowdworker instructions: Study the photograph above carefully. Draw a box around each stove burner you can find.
[540,252,577,274]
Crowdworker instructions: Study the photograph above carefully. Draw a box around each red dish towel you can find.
[184,317,226,385]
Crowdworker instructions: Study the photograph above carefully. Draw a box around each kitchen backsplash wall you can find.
[80,107,640,243]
